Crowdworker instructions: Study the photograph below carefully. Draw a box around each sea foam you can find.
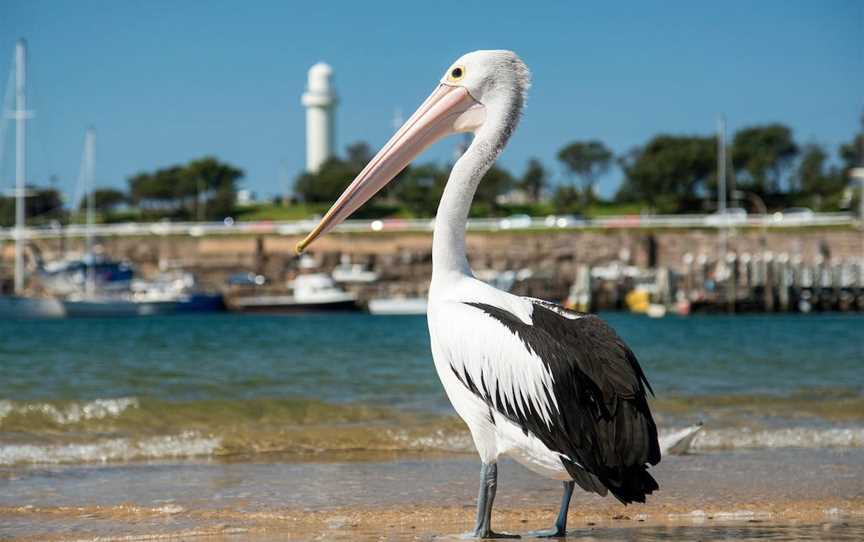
[0,397,139,425]
[0,431,220,466]
[691,426,864,451]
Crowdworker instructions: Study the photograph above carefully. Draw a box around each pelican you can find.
[297,50,660,538]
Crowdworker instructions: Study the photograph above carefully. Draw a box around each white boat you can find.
[646,303,667,318]
[40,255,134,296]
[331,255,379,283]
[130,271,224,313]
[229,273,360,313]
[474,268,532,292]
[368,297,427,315]
[0,40,63,319]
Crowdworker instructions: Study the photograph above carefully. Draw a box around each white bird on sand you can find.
[297,50,661,539]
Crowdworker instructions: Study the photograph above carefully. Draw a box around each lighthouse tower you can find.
[301,62,337,173]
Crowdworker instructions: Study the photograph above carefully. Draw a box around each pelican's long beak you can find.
[296,84,484,253]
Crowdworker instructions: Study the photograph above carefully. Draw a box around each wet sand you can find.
[2,448,863,541]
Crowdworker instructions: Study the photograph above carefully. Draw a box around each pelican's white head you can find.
[296,50,530,253]
[440,50,530,129]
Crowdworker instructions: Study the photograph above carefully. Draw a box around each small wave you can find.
[0,431,220,466]
[653,390,864,422]
[0,396,407,437]
[690,426,864,451]
[3,396,864,466]
[387,427,474,453]
[3,425,863,466]
[0,397,139,426]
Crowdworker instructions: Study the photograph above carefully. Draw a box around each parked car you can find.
[779,207,815,224]
[498,214,532,230]
[227,272,266,286]
[705,207,747,227]
[544,214,584,228]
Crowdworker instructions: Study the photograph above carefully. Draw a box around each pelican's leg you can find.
[472,462,519,539]
[528,481,575,538]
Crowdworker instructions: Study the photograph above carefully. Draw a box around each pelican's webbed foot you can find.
[526,527,566,538]
[527,481,575,538]
[473,530,520,539]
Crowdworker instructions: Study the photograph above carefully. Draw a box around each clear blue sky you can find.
[1,0,862,203]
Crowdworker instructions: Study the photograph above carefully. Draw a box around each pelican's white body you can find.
[428,273,572,481]
[407,50,579,483]
[297,51,660,535]
[301,62,337,173]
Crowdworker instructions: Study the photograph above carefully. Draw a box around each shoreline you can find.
[3,499,863,541]
[2,449,863,540]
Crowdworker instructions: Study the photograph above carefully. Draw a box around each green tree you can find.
[518,158,547,203]
[389,163,447,216]
[127,157,243,219]
[183,157,244,220]
[616,135,715,211]
[294,143,375,205]
[128,167,183,210]
[797,145,828,196]
[0,187,65,227]
[732,124,798,194]
[294,158,359,203]
[557,140,613,205]
[795,144,846,209]
[473,165,515,215]
[839,132,863,171]
[28,188,64,223]
[80,188,126,213]
[346,141,373,169]
[552,185,581,213]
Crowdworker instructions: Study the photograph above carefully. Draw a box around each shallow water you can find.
[4,448,863,509]
[1,313,862,465]
[1,449,862,540]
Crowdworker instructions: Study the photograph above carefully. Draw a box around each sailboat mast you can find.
[717,115,726,216]
[84,127,96,297]
[13,39,26,295]
[717,115,727,259]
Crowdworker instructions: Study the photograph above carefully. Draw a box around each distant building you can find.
[301,62,338,174]
[236,189,257,207]
[496,188,531,205]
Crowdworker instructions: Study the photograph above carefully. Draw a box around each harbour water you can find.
[1,313,863,540]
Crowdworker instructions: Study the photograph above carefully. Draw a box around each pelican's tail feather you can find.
[605,466,659,504]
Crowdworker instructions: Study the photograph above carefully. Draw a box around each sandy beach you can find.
[2,448,863,541]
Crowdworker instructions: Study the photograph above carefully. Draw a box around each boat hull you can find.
[367,298,428,315]
[63,299,177,318]
[0,296,65,319]
[228,297,361,314]
[175,293,225,313]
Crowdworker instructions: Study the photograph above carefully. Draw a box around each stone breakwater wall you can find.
[5,228,863,299]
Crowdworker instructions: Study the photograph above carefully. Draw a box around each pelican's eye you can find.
[448,66,465,82]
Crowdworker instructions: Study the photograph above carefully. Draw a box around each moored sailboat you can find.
[0,39,64,319]
[60,128,176,317]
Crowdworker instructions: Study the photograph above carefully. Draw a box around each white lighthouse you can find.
[301,62,337,173]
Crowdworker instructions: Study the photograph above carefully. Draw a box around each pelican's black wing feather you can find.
[462,300,661,504]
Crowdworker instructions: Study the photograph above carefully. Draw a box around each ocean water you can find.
[0,313,862,466]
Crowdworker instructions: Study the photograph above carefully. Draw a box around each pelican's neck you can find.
[431,133,498,282]
[431,72,526,287]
